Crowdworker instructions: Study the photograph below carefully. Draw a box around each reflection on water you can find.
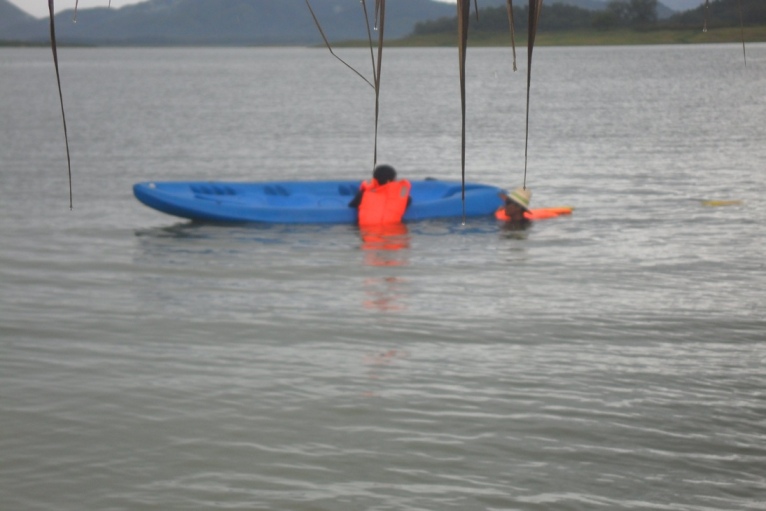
[362,276,408,312]
[364,349,410,367]
[359,223,411,267]
[359,223,411,311]
[362,349,411,397]
[499,220,532,239]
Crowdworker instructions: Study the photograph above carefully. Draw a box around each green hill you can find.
[405,0,766,46]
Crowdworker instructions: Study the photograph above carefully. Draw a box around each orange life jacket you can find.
[358,179,411,226]
[495,206,573,222]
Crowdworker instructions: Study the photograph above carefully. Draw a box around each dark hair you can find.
[373,164,396,185]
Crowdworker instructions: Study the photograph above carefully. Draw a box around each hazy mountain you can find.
[0,0,455,45]
[0,0,710,45]
[0,0,34,32]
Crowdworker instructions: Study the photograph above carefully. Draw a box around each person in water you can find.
[496,186,532,228]
[349,164,412,225]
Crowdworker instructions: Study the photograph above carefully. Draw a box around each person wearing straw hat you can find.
[495,186,532,227]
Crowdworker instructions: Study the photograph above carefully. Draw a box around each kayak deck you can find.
[133,179,505,224]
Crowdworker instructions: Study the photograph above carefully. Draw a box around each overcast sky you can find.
[11,0,455,19]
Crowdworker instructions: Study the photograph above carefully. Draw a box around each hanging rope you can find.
[457,0,471,223]
[703,0,746,66]
[737,0,747,67]
[48,0,73,209]
[305,0,374,89]
[307,0,385,172]
[373,0,386,168]
[523,0,543,190]
[506,0,518,72]
[702,0,710,32]
[361,1,377,90]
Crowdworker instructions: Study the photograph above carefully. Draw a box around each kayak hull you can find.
[133,180,505,224]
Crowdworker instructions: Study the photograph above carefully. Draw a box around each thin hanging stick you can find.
[457,0,471,222]
[49,0,73,209]
[523,0,543,190]
[73,0,79,21]
[702,0,709,32]
[305,0,374,89]
[737,0,747,67]
[702,0,746,65]
[506,0,517,71]
[307,0,385,170]
[360,0,384,169]
[361,0,377,87]
[372,0,386,168]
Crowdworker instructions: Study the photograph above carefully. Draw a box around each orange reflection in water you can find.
[359,223,410,312]
[362,276,406,312]
[362,349,411,397]
[359,223,410,267]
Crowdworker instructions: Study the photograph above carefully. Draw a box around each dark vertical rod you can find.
[373,0,386,168]
[48,0,73,209]
[738,0,747,67]
[457,0,471,222]
[506,0,518,71]
[523,0,543,190]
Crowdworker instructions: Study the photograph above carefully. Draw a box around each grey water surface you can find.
[1,44,765,510]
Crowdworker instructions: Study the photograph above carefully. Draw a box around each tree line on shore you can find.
[412,0,766,36]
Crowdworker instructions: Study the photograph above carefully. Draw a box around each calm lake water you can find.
[1,44,765,510]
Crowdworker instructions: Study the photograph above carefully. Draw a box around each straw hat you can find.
[506,187,531,211]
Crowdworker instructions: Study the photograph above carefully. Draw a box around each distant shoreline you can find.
[3,25,765,48]
[380,25,766,47]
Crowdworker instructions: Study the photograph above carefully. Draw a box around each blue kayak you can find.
[133,179,505,224]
